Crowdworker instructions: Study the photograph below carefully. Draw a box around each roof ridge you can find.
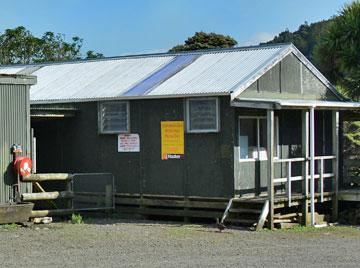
[0,43,292,69]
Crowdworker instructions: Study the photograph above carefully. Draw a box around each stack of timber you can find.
[115,193,228,220]
[21,173,74,217]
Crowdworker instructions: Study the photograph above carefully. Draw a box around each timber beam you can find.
[22,191,73,201]
[22,173,74,182]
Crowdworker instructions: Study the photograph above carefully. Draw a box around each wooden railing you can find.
[274,155,336,206]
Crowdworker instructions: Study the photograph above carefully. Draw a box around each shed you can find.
[1,43,359,227]
[0,74,36,204]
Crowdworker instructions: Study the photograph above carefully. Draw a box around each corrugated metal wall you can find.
[0,83,31,203]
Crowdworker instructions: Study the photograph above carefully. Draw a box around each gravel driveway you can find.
[1,218,360,268]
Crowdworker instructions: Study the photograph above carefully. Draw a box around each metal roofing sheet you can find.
[0,66,26,74]
[148,46,287,96]
[28,56,174,102]
[123,54,199,96]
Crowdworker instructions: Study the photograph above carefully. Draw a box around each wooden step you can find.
[229,208,262,214]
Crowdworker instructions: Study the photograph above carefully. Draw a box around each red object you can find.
[14,157,32,177]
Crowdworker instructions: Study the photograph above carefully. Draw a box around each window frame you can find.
[98,101,130,134]
[185,97,220,133]
[238,115,279,162]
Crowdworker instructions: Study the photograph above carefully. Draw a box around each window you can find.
[98,101,129,134]
[239,116,278,160]
[186,98,220,133]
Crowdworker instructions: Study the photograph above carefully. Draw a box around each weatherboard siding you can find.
[32,96,235,198]
[239,53,337,100]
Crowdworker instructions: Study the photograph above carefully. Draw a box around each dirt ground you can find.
[1,217,360,268]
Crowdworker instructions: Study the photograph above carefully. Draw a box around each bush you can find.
[71,213,83,224]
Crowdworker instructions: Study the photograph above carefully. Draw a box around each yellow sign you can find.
[161,121,184,160]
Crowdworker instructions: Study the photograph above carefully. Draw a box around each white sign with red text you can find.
[118,134,140,152]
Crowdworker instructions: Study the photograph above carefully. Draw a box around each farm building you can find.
[1,43,360,228]
[0,74,36,223]
[0,74,36,204]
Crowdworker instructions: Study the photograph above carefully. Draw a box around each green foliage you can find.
[71,213,83,224]
[314,1,360,100]
[344,121,360,146]
[0,26,103,64]
[265,20,332,62]
[0,223,19,230]
[169,31,237,52]
[86,50,105,59]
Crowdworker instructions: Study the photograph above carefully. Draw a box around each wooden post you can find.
[332,111,339,221]
[105,184,113,217]
[267,110,274,230]
[320,159,324,203]
[105,185,113,208]
[67,177,74,211]
[310,107,316,226]
[287,162,292,207]
[301,110,310,226]
[30,128,37,174]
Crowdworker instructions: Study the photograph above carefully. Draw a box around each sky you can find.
[0,0,351,57]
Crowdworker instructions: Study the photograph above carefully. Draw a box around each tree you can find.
[86,50,105,59]
[314,1,360,99]
[264,20,332,61]
[169,31,237,52]
[0,26,104,64]
[40,32,83,62]
[0,26,42,64]
[312,2,360,165]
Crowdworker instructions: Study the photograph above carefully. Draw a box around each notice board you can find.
[118,134,140,152]
[161,121,184,160]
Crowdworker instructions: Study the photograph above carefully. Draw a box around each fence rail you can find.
[25,172,115,217]
[274,155,336,206]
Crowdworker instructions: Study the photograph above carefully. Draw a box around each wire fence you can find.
[72,173,115,211]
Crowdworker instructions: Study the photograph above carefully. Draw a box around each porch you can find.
[230,98,360,229]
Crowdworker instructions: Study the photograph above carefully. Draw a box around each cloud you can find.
[243,32,275,46]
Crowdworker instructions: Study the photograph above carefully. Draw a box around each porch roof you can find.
[231,98,360,110]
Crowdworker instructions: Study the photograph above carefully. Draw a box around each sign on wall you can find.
[118,134,140,152]
[161,121,184,160]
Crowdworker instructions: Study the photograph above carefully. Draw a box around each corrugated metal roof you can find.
[148,46,286,96]
[0,43,336,103]
[30,56,174,102]
[123,54,199,96]
[0,66,25,74]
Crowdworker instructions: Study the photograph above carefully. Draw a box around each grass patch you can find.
[0,223,20,230]
[71,213,83,224]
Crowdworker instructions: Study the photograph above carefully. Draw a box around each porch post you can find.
[267,110,274,229]
[309,107,316,226]
[332,111,339,221]
[301,110,310,226]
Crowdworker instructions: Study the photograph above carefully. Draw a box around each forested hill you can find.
[263,19,332,63]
